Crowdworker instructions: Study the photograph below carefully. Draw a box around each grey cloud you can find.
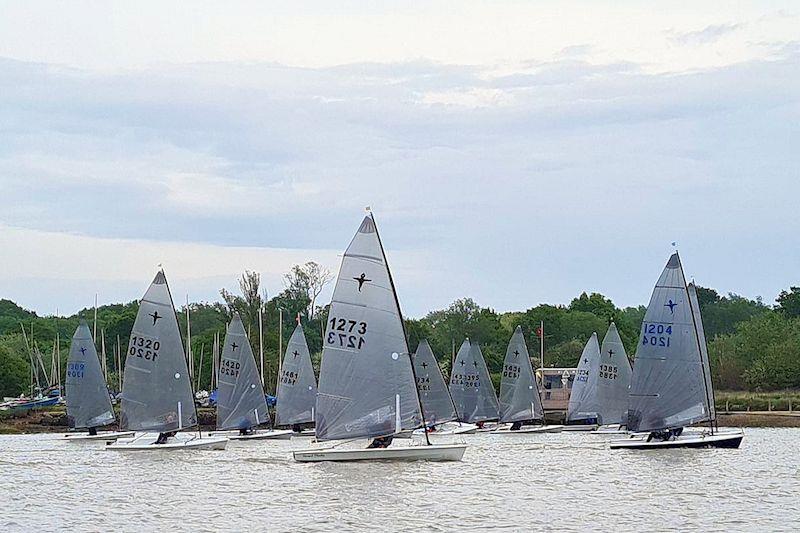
[667,23,743,46]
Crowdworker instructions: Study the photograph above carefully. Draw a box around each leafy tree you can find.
[776,287,800,318]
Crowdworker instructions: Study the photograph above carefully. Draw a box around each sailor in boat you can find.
[291,423,302,433]
[155,431,177,444]
[647,427,683,442]
[88,427,98,436]
[367,435,394,449]
[238,425,255,436]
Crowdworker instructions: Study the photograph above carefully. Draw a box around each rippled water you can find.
[1,428,797,532]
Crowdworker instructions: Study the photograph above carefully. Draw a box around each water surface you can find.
[1,428,796,531]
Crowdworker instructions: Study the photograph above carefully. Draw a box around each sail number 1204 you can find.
[641,322,672,347]
[327,317,368,349]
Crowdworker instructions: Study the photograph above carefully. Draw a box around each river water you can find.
[0,428,797,532]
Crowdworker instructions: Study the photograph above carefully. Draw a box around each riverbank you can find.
[3,405,800,434]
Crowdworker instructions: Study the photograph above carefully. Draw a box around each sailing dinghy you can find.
[563,334,602,431]
[275,323,317,435]
[62,320,134,441]
[449,340,500,432]
[610,253,743,450]
[293,213,466,462]
[410,340,477,440]
[107,271,227,451]
[209,314,292,441]
[494,326,563,434]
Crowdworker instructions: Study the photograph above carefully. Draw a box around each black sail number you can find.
[129,335,160,362]
[327,316,367,349]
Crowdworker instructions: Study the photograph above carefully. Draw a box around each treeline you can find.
[1,269,799,397]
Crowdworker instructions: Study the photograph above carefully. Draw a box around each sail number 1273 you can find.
[327,317,368,349]
[641,322,672,347]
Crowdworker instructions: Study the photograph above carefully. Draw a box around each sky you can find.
[0,1,798,317]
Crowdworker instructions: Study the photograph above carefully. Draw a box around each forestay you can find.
[412,339,458,426]
[216,314,270,431]
[627,253,711,433]
[120,271,198,433]
[596,323,632,425]
[499,326,544,423]
[449,340,500,423]
[315,215,422,441]
[566,333,601,423]
[65,320,115,429]
[276,324,318,426]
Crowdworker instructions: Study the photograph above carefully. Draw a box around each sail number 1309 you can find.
[327,317,368,349]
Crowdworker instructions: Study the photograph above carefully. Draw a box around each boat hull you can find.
[61,431,135,441]
[493,424,564,434]
[293,443,466,462]
[227,429,294,441]
[609,430,744,450]
[562,424,599,432]
[106,434,228,451]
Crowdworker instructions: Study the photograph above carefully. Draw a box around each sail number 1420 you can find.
[641,322,672,347]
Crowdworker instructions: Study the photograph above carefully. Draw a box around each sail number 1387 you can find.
[327,317,368,349]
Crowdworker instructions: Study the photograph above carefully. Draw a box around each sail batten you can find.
[275,324,317,426]
[314,214,422,441]
[626,253,711,432]
[120,271,198,433]
[499,326,544,423]
[65,320,115,429]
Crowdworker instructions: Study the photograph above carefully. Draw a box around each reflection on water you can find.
[0,428,797,532]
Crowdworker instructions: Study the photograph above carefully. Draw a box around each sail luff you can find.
[687,282,717,426]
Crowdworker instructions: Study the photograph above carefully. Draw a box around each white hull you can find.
[610,429,744,450]
[106,433,228,451]
[293,443,466,462]
[562,424,599,432]
[591,424,628,435]
[493,424,564,434]
[412,422,478,437]
[209,429,294,441]
[61,430,135,441]
[474,423,499,433]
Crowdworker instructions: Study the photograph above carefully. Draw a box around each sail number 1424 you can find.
[641,322,672,347]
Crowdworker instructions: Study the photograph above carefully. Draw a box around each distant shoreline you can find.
[2,407,799,434]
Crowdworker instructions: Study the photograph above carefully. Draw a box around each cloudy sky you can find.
[0,1,798,317]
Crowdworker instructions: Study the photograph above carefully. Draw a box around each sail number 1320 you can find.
[327,317,368,349]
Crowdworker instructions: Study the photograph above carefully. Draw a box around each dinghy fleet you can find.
[60,211,743,460]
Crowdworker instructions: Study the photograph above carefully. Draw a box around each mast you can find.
[277,307,284,396]
[101,329,107,382]
[684,273,715,435]
[370,211,430,445]
[258,307,264,387]
[93,294,98,349]
[116,334,122,391]
[186,295,193,383]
